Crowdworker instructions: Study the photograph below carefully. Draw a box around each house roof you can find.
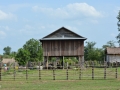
[106,47,120,54]
[40,27,87,41]
[2,58,15,64]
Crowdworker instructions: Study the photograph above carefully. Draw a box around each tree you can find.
[84,41,104,61]
[102,40,115,49]
[84,41,96,60]
[23,38,43,62]
[15,38,43,66]
[116,10,120,46]
[0,55,3,61]
[10,51,16,58]
[15,48,30,66]
[37,45,43,61]
[3,46,11,55]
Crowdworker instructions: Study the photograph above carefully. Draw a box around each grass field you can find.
[0,67,120,90]
[1,79,120,90]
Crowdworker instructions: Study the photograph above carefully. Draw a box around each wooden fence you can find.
[0,61,119,81]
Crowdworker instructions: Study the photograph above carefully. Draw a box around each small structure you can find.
[2,58,15,65]
[40,27,87,68]
[105,47,120,63]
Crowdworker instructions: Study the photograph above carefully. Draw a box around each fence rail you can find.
[0,61,120,81]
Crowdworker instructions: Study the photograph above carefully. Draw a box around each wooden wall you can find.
[106,55,120,63]
[42,40,84,56]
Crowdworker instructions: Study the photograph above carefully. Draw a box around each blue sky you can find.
[0,0,120,54]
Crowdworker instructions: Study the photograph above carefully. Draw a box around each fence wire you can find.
[0,61,119,81]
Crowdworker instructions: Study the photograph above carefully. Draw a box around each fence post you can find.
[14,62,16,80]
[85,61,87,68]
[79,64,81,80]
[92,61,94,80]
[116,61,117,79]
[26,63,28,80]
[66,62,68,80]
[0,62,1,81]
[53,66,55,80]
[104,61,106,79]
[39,62,41,80]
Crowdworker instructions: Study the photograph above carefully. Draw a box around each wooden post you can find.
[43,56,45,67]
[92,61,94,80]
[0,62,1,81]
[47,56,48,70]
[63,56,64,69]
[79,64,81,80]
[116,61,117,79]
[47,53,49,70]
[79,56,84,69]
[53,66,55,80]
[66,62,68,80]
[78,56,80,66]
[14,62,16,80]
[26,63,28,80]
[99,61,101,67]
[104,61,106,80]
[85,61,87,68]
[39,62,41,80]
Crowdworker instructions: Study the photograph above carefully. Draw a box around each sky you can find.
[0,0,120,54]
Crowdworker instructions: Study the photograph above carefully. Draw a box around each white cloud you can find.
[64,25,78,31]
[0,10,16,20]
[0,30,6,39]
[111,33,117,37]
[32,6,39,12]
[3,26,10,31]
[0,26,10,31]
[9,3,31,12]
[66,3,102,17]
[19,24,36,35]
[116,7,120,11]
[32,3,102,19]
[90,20,99,24]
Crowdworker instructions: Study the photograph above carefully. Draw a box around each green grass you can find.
[1,79,120,90]
[0,67,120,90]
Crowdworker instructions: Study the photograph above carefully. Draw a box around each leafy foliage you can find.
[15,48,30,66]
[84,41,104,61]
[116,10,120,46]
[102,40,116,49]
[64,57,78,65]
[23,38,43,62]
[3,46,17,58]
[3,46,11,55]
[10,51,16,58]
[0,55,3,61]
[15,38,43,66]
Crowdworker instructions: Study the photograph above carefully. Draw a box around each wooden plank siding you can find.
[42,40,84,56]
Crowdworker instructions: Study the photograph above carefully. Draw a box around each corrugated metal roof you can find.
[106,47,120,54]
[40,38,86,40]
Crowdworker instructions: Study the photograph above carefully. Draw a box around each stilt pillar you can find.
[63,56,64,69]
[78,56,84,68]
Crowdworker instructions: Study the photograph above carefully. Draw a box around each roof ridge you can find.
[40,27,87,41]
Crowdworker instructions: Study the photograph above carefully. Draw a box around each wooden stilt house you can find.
[40,27,87,68]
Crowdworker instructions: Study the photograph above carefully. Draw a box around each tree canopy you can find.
[3,46,11,55]
[15,48,30,66]
[116,10,120,46]
[102,40,115,49]
[15,38,43,66]
[84,41,104,61]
